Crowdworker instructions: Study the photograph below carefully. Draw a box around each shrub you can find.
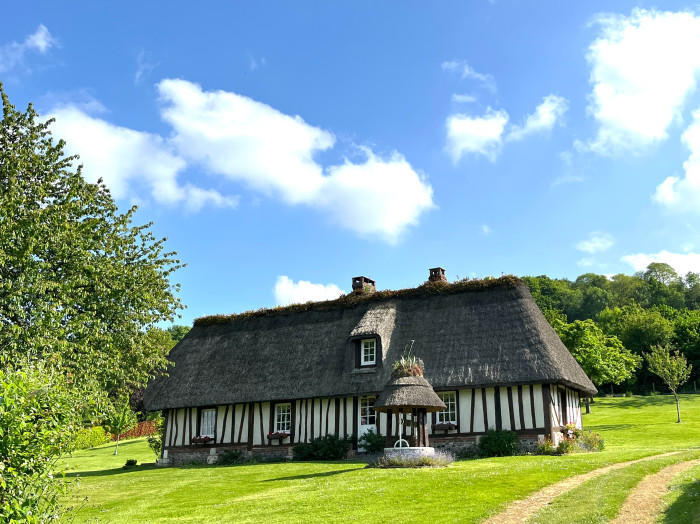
[577,430,605,452]
[374,450,454,468]
[554,424,605,454]
[478,430,519,457]
[536,438,557,455]
[293,434,351,460]
[625,391,633,397]
[218,449,246,465]
[146,414,164,458]
[73,426,110,450]
[123,459,138,468]
[358,429,385,453]
[454,445,479,460]
[556,438,576,454]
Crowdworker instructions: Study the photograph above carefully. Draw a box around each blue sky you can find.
[5,2,700,325]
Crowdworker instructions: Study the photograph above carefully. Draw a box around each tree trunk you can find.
[114,435,120,455]
[585,397,591,414]
[610,383,614,396]
[674,393,681,423]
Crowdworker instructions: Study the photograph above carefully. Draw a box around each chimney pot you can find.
[429,267,447,283]
[352,276,376,294]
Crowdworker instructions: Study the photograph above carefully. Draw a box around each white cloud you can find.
[0,24,56,73]
[248,54,266,71]
[654,108,700,210]
[622,250,700,275]
[48,104,237,212]
[274,276,344,306]
[441,60,496,92]
[507,95,568,141]
[586,9,700,154]
[481,224,492,235]
[134,50,157,85]
[451,93,477,104]
[157,79,434,241]
[576,232,614,253]
[446,108,508,162]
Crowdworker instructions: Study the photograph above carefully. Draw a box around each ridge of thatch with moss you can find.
[194,275,522,327]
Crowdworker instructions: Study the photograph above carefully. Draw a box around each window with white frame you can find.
[437,391,457,425]
[275,403,291,433]
[200,408,216,438]
[360,396,376,426]
[361,339,376,366]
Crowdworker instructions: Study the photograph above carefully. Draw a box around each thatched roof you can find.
[144,277,597,411]
[375,376,447,412]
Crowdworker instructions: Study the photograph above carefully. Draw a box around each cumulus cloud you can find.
[48,104,237,211]
[586,9,700,154]
[507,95,568,141]
[654,108,700,210]
[576,232,614,253]
[441,60,497,92]
[274,276,344,306]
[446,108,508,162]
[0,24,56,73]
[157,79,434,241]
[622,250,700,275]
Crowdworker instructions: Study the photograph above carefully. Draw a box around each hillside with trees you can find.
[523,264,700,394]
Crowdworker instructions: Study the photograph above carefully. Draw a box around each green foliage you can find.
[103,397,138,455]
[123,459,138,469]
[535,438,557,455]
[597,304,674,355]
[73,426,110,450]
[0,362,82,523]
[292,435,352,460]
[167,325,190,343]
[146,414,164,458]
[477,430,519,457]
[217,449,247,465]
[357,429,385,453]
[646,346,692,396]
[553,318,640,386]
[0,86,183,395]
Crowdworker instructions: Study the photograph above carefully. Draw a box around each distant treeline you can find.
[523,263,700,393]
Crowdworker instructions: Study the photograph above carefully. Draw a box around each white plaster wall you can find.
[512,388,522,430]
[500,388,511,430]
[485,388,496,430]
[533,384,544,428]
[459,389,471,433]
[473,388,485,432]
[522,385,533,429]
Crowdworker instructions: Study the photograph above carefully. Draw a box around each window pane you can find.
[437,392,456,424]
[361,339,376,365]
[275,403,291,432]
[200,408,216,437]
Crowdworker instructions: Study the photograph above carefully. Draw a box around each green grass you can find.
[660,463,700,523]
[529,451,700,523]
[59,395,700,523]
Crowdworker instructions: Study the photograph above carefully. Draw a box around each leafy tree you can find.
[167,325,190,343]
[672,309,700,382]
[0,86,183,394]
[0,362,83,522]
[553,319,640,408]
[645,346,692,423]
[596,305,674,355]
[103,397,138,455]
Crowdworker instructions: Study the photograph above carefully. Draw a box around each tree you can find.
[167,325,191,343]
[103,397,138,455]
[0,86,183,394]
[646,346,692,423]
[554,319,641,410]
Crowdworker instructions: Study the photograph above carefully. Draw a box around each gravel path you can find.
[610,458,700,524]
[483,451,683,524]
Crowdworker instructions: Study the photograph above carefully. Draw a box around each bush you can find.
[73,426,110,450]
[123,459,138,468]
[374,450,454,468]
[146,414,164,458]
[218,449,246,465]
[577,430,605,452]
[358,429,385,453]
[536,438,557,455]
[454,445,479,460]
[293,434,351,460]
[625,391,633,397]
[556,438,576,454]
[478,430,519,457]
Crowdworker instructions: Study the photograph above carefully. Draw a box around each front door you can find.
[358,395,377,451]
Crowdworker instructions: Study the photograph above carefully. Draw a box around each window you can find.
[360,396,376,426]
[361,339,376,366]
[199,408,216,438]
[437,391,457,425]
[275,403,291,433]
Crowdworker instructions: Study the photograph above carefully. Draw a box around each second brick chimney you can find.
[428,267,447,283]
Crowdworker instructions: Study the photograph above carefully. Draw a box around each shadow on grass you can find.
[64,464,159,478]
[594,396,683,409]
[586,424,636,432]
[660,477,700,523]
[263,468,359,482]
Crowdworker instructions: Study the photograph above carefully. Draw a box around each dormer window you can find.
[361,339,376,366]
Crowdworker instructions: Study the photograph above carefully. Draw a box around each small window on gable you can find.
[275,403,291,433]
[437,391,457,425]
[200,408,216,438]
[361,339,376,366]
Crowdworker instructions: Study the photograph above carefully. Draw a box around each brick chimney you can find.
[352,276,376,294]
[429,267,447,283]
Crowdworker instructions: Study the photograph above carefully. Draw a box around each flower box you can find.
[191,435,214,444]
[432,422,457,433]
[267,431,289,441]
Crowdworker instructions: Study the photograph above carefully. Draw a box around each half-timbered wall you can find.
[162,384,584,450]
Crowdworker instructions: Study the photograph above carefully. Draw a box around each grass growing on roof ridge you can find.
[59,395,700,523]
[194,275,523,326]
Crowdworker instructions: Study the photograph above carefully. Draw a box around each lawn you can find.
[60,395,700,523]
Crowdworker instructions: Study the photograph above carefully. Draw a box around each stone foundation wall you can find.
[429,433,545,454]
[162,444,292,466]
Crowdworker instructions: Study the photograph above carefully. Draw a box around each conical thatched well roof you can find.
[375,375,446,412]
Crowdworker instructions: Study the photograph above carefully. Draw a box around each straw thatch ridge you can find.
[375,376,447,412]
[144,279,596,412]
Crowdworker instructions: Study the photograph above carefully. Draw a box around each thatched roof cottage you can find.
[145,269,596,463]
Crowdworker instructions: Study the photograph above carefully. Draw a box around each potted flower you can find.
[267,431,289,441]
[191,435,214,445]
[432,422,457,433]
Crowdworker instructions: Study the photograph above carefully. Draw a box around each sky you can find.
[4,2,700,325]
